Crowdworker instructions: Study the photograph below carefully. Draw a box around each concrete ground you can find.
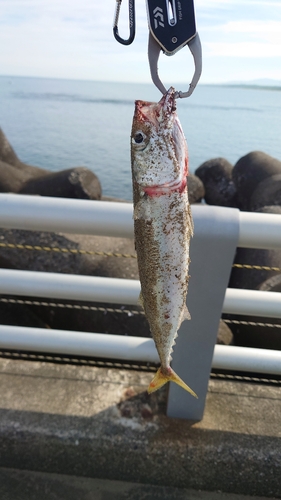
[0,468,277,500]
[0,356,280,499]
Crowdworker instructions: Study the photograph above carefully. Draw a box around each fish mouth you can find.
[159,87,177,116]
[135,87,176,128]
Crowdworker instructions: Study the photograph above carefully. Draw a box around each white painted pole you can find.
[1,194,281,249]
[212,345,281,375]
[0,325,158,363]
[0,324,281,375]
[0,194,134,238]
[0,269,281,319]
[223,288,281,319]
[238,211,281,250]
[0,269,140,305]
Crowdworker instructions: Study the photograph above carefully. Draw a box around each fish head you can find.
[131,87,188,194]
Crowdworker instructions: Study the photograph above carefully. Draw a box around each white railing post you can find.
[167,206,240,420]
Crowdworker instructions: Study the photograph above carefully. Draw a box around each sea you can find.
[1,75,281,201]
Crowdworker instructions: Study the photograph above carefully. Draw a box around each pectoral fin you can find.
[181,304,191,323]
[138,291,144,309]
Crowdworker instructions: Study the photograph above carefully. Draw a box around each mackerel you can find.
[131,87,197,397]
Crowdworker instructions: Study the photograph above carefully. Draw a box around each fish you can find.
[131,87,197,398]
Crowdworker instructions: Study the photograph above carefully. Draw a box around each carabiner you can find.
[146,0,202,98]
[148,31,202,98]
[113,0,136,46]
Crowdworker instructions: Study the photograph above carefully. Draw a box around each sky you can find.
[0,0,281,84]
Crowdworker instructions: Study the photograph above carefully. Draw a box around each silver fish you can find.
[131,87,197,397]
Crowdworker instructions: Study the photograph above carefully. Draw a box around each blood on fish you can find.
[178,177,187,193]
[143,177,187,197]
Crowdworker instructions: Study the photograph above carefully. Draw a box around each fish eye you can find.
[134,132,145,144]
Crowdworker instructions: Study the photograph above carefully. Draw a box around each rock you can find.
[195,158,238,207]
[187,174,205,204]
[0,128,47,178]
[19,167,102,200]
[216,320,233,345]
[0,129,102,200]
[0,127,26,167]
[257,205,281,214]
[259,273,281,293]
[0,128,48,193]
[232,151,281,210]
[0,160,31,192]
[250,174,281,211]
[102,196,130,203]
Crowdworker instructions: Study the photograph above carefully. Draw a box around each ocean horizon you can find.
[1,74,281,200]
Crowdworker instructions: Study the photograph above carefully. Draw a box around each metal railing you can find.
[0,193,281,420]
[1,269,281,318]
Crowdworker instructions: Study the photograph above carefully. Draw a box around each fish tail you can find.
[147,367,198,398]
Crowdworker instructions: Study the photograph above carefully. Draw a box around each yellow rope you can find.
[211,373,281,385]
[224,318,281,329]
[1,298,281,328]
[0,242,281,272]
[1,241,281,270]
[0,297,144,315]
[0,242,137,259]
[232,263,281,272]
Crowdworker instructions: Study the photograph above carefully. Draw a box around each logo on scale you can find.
[153,7,164,29]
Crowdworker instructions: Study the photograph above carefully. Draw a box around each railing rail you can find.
[0,193,133,237]
[1,193,281,248]
[0,194,281,420]
[1,325,281,376]
[1,268,281,319]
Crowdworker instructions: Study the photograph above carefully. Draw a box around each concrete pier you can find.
[0,356,280,498]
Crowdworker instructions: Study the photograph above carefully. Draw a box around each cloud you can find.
[224,19,280,31]
[203,19,281,58]
[221,20,281,39]
[206,42,281,58]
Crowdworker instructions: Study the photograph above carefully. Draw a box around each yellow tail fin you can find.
[147,367,198,398]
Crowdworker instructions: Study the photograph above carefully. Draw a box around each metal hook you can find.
[148,32,202,98]
[177,34,202,98]
[113,0,136,46]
